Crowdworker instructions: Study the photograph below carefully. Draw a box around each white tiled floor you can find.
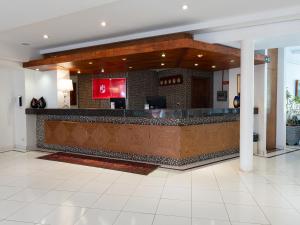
[1,151,300,224]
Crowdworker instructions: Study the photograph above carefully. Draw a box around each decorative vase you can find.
[30,98,39,108]
[233,95,240,108]
[38,97,47,109]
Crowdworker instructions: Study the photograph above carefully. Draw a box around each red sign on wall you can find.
[92,78,126,99]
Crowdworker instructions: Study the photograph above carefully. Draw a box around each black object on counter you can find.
[146,96,166,109]
[38,97,47,109]
[30,98,39,108]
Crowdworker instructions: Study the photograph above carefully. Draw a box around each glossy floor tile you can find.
[153,215,191,225]
[0,150,300,225]
[74,209,120,225]
[114,212,154,225]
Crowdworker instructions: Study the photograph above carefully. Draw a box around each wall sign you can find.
[92,78,126,99]
[217,91,228,102]
[159,75,183,86]
[264,56,271,63]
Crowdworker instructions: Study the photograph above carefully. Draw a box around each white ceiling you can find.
[0,0,300,60]
[0,0,118,32]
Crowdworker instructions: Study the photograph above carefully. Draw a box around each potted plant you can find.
[286,90,300,145]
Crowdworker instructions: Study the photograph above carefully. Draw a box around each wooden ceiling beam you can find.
[23,33,246,69]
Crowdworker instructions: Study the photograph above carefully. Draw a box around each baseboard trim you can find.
[0,146,14,153]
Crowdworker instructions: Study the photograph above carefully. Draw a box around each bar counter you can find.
[26,108,240,168]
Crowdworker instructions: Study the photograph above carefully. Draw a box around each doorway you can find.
[191,77,212,108]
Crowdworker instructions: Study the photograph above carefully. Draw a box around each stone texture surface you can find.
[33,112,239,168]
[77,68,213,109]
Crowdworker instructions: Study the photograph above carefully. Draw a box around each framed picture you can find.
[217,91,228,101]
[237,74,241,95]
[159,75,183,86]
[296,80,300,97]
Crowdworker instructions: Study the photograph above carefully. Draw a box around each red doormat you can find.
[38,152,158,175]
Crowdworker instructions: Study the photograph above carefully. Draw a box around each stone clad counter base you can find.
[34,112,240,169]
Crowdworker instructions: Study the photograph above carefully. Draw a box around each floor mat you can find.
[38,152,158,175]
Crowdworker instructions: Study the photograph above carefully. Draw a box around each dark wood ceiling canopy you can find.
[23,33,265,74]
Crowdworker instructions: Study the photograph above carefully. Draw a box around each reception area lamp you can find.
[58,79,73,108]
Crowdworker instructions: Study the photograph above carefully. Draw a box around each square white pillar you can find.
[240,40,255,172]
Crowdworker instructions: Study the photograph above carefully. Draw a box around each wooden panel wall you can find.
[266,49,278,151]
[44,120,240,160]
[180,122,240,158]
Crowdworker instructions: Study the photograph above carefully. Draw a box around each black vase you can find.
[233,95,240,108]
[30,98,39,108]
[38,97,47,109]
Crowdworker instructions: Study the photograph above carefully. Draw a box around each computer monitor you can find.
[146,96,167,109]
[110,98,126,109]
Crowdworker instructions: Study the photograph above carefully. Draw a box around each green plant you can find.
[286,90,300,126]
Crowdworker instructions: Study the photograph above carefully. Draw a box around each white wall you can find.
[57,70,70,108]
[253,64,268,154]
[213,70,229,108]
[0,60,22,151]
[276,47,300,149]
[12,69,59,150]
[276,48,287,149]
[226,64,268,155]
[25,69,58,108]
[13,65,26,150]
[12,69,67,150]
[284,47,300,96]
[228,68,240,108]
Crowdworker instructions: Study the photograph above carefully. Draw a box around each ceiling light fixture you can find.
[194,63,199,67]
[35,68,39,71]
[89,62,93,65]
[182,4,188,10]
[122,58,127,61]
[43,34,49,39]
[230,59,235,63]
[129,66,133,69]
[212,65,216,69]
[101,68,105,73]
[161,63,165,66]
[161,53,166,58]
[77,70,81,74]
[101,21,107,27]
[197,54,203,58]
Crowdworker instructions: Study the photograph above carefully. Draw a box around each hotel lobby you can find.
[1,0,300,224]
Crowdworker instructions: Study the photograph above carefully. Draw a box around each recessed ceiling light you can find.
[101,21,107,27]
[77,70,81,74]
[43,34,49,39]
[161,53,166,58]
[129,66,133,69]
[212,65,216,69]
[230,59,235,63]
[197,54,203,58]
[89,61,93,65]
[194,63,199,67]
[122,58,127,61]
[101,68,105,73]
[161,63,165,66]
[35,68,39,71]
[182,4,188,10]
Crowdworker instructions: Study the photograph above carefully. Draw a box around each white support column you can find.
[240,40,255,172]
[276,48,286,150]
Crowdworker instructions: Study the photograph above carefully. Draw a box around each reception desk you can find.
[26,108,240,168]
